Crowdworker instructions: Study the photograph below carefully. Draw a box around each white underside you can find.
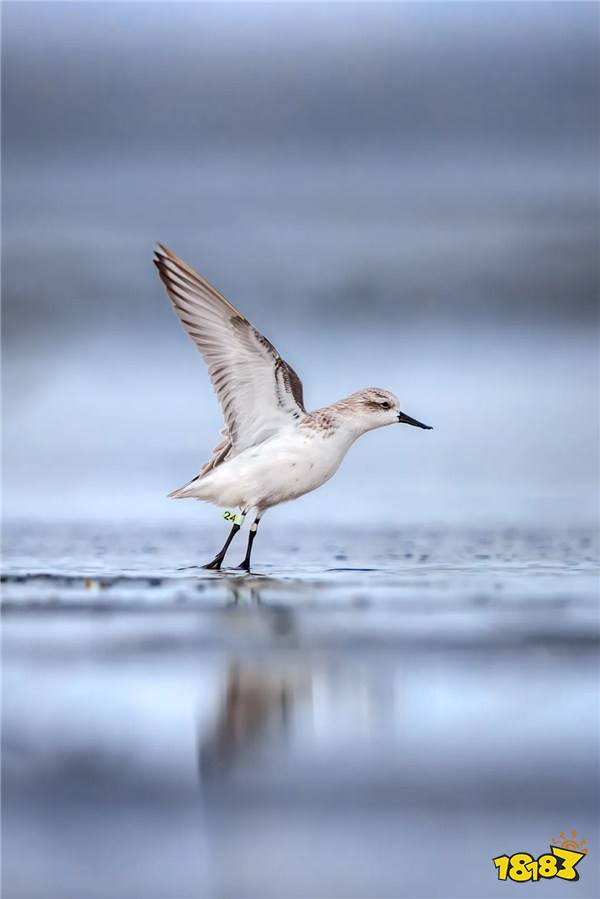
[170,425,355,513]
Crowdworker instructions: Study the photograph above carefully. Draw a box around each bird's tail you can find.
[168,475,201,499]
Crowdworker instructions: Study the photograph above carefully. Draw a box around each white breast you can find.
[186,426,353,511]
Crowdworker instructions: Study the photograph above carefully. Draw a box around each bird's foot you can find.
[235,560,251,573]
[202,557,223,570]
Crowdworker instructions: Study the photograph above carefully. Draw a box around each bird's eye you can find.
[381,401,391,410]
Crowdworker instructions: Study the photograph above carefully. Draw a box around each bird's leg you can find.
[202,522,241,570]
[236,516,261,572]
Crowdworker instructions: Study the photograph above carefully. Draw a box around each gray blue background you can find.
[3,0,598,528]
[2,4,599,899]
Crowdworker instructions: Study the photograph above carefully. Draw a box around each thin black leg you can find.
[202,522,240,570]
[236,517,261,572]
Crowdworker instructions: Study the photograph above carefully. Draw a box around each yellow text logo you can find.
[493,834,587,883]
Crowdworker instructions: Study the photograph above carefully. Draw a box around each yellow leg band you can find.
[223,510,245,527]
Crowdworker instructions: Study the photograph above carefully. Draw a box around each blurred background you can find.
[2,3,599,899]
[2,0,598,527]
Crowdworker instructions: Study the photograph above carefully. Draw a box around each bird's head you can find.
[345,388,433,434]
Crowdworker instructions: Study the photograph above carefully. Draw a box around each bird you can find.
[154,244,432,571]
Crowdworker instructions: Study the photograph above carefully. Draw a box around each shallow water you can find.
[2,522,599,898]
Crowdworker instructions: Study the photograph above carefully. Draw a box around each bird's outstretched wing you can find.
[154,245,306,468]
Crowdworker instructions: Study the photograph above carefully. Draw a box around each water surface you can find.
[2,523,598,898]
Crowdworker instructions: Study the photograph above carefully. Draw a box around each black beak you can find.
[397,411,433,430]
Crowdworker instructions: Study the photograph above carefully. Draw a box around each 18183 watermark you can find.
[493,830,588,883]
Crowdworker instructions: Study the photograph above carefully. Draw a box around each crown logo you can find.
[551,830,588,854]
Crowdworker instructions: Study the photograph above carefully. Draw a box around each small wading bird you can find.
[154,245,432,571]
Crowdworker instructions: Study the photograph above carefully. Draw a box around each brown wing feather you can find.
[154,244,306,480]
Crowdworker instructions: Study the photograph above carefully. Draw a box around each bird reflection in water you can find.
[198,576,309,779]
[198,660,310,778]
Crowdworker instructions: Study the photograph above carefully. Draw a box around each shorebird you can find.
[154,244,432,571]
